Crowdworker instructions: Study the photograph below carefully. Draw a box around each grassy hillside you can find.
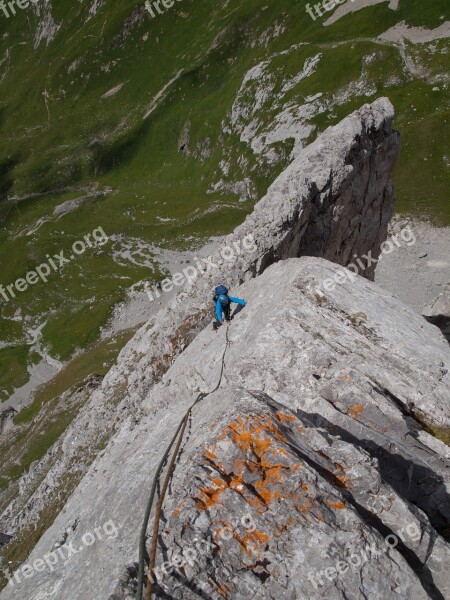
[0,0,448,402]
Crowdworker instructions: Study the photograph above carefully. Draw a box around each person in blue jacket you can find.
[213,284,246,328]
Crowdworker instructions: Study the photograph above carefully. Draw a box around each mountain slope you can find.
[0,0,448,408]
[0,97,402,588]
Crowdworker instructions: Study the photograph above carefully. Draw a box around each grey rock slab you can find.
[1,257,449,600]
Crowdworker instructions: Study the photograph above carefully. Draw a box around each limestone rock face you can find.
[231,96,400,281]
[1,258,449,600]
[0,98,401,545]
[107,96,401,409]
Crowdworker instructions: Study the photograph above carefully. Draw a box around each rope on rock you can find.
[136,325,230,600]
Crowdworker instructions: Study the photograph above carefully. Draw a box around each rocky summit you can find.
[0,99,449,600]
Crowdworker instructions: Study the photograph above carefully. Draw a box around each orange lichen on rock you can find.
[212,517,271,559]
[298,500,313,513]
[335,470,352,490]
[195,415,303,513]
[243,529,270,557]
[276,410,296,424]
[229,528,270,558]
[227,416,301,507]
[225,415,287,449]
[274,517,296,537]
[334,463,351,490]
[172,499,186,517]
[348,404,364,417]
[294,496,325,523]
[214,582,232,598]
[325,499,346,510]
[196,478,229,509]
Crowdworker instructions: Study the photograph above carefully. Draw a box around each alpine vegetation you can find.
[0,226,108,304]
[0,0,40,19]
[305,0,356,21]
[143,0,182,19]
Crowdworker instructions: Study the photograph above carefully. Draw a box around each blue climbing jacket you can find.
[215,295,246,323]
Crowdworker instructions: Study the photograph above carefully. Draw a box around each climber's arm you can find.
[228,296,246,306]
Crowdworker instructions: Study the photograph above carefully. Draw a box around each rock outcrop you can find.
[0,97,417,598]
[1,257,449,600]
[0,98,401,542]
[105,96,401,406]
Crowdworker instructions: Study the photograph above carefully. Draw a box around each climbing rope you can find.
[136,325,230,600]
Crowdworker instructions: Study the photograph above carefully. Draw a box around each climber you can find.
[213,285,246,329]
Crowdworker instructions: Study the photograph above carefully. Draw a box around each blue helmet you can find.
[218,294,230,305]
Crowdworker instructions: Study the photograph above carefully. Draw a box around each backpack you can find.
[213,285,228,303]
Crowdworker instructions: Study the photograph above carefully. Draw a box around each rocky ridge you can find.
[1,256,449,599]
[0,97,401,542]
[6,98,449,600]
